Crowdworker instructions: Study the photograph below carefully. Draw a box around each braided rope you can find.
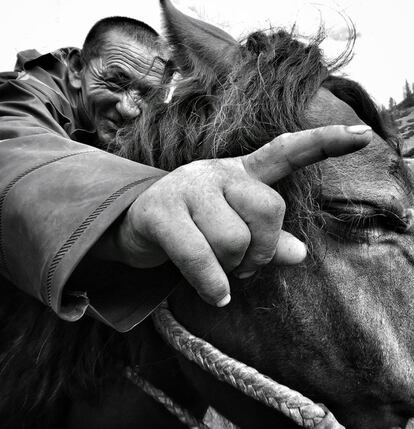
[125,366,209,429]
[152,301,343,428]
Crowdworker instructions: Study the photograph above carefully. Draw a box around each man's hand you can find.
[97,125,372,307]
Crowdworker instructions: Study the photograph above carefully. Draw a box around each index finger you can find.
[241,124,372,185]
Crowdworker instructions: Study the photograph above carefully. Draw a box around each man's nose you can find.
[115,92,141,120]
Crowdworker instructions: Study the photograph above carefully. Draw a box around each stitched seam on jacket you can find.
[0,150,98,277]
[45,177,158,308]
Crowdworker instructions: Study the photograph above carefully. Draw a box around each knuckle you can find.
[179,159,211,176]
[213,228,251,271]
[330,124,344,133]
[174,160,223,192]
[178,247,213,272]
[221,228,251,256]
[254,189,286,221]
[268,190,286,213]
[139,204,168,233]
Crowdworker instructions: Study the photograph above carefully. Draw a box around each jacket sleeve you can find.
[0,78,176,332]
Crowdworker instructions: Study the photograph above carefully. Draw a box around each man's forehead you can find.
[99,31,166,80]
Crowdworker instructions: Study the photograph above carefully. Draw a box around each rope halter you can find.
[128,301,344,428]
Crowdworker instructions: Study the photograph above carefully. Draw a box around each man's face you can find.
[80,30,166,148]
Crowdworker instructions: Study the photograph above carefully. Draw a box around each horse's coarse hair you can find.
[116,30,331,246]
[0,28,397,427]
[118,30,330,168]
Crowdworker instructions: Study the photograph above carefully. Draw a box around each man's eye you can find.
[104,78,128,90]
[103,80,120,89]
[136,87,150,97]
[321,202,409,242]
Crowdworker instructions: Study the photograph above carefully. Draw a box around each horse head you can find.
[119,1,414,428]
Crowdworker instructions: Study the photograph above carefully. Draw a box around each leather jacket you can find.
[0,49,175,331]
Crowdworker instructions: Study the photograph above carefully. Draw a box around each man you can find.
[0,16,173,330]
[0,16,371,333]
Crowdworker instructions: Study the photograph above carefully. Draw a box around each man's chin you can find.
[96,129,119,152]
[97,119,137,156]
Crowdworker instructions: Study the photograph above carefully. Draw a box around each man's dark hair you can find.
[82,16,160,63]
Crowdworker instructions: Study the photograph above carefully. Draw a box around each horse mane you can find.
[117,29,335,251]
[118,30,329,169]
[0,28,398,425]
[322,75,398,147]
[0,275,131,426]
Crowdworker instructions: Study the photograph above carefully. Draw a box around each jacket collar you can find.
[18,48,98,144]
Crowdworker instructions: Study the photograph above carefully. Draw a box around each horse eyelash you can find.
[323,208,409,243]
[324,212,379,238]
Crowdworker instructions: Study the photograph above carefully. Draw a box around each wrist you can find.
[89,214,126,263]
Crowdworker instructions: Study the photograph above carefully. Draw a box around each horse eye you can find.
[321,202,409,242]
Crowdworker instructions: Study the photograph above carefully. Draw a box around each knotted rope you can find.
[150,301,343,428]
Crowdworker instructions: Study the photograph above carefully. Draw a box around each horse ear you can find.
[160,0,240,78]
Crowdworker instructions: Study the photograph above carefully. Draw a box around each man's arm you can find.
[0,78,170,329]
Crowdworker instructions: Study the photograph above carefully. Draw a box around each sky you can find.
[1,0,413,107]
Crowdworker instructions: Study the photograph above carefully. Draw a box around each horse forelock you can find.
[118,30,329,167]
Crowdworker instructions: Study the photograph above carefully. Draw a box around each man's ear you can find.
[68,49,84,89]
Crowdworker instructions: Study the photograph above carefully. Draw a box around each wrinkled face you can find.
[80,30,166,148]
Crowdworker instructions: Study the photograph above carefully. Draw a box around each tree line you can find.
[388,79,414,110]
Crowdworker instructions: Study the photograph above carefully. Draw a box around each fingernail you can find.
[216,294,231,307]
[234,271,256,279]
[346,125,372,135]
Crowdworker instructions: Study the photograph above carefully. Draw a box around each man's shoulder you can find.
[0,49,42,84]
[0,47,82,134]
[18,47,76,72]
[14,49,43,71]
[0,47,76,85]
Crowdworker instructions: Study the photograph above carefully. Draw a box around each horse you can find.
[1,1,414,428]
